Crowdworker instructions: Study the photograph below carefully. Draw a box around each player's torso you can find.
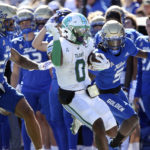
[95,39,134,90]
[136,36,150,91]
[0,35,11,83]
[12,36,51,92]
[55,37,93,91]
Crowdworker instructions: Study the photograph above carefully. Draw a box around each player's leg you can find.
[49,79,68,150]
[63,109,78,150]
[36,111,51,149]
[0,82,42,150]
[15,98,42,150]
[1,116,10,150]
[21,92,39,150]
[81,126,93,149]
[38,91,55,149]
[99,90,139,147]
[128,125,140,150]
[142,95,150,120]
[63,91,116,150]
[0,115,10,150]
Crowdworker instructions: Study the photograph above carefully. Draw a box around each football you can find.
[90,52,103,63]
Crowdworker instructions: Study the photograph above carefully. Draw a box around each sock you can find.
[82,146,93,150]
[121,136,129,150]
[128,142,140,150]
[110,132,125,147]
[77,145,84,150]
[128,143,133,150]
[133,142,140,150]
[91,146,98,150]
[51,146,58,150]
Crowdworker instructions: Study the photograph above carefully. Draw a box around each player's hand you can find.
[91,53,110,71]
[0,107,11,116]
[45,21,60,40]
[133,97,140,112]
[38,60,53,70]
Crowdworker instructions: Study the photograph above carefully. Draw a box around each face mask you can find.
[109,48,121,55]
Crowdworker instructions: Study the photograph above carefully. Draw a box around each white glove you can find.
[91,53,110,71]
[38,60,53,70]
[45,22,60,40]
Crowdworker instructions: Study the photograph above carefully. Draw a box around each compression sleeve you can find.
[51,40,62,66]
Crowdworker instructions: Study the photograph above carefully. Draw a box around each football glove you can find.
[38,60,53,70]
[91,53,110,71]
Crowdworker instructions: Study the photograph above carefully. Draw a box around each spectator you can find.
[143,0,150,16]
[122,0,140,14]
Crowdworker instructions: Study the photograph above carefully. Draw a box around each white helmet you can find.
[61,13,90,44]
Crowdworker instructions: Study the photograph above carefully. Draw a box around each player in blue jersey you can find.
[11,8,54,150]
[134,16,150,120]
[91,20,150,148]
[0,3,53,150]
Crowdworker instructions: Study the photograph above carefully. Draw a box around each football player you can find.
[10,8,53,150]
[92,20,150,148]
[33,8,94,150]
[45,12,118,150]
[134,16,150,128]
[0,3,52,150]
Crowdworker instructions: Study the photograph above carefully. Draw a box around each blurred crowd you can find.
[1,0,150,150]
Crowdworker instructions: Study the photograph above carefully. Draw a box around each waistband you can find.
[98,85,121,94]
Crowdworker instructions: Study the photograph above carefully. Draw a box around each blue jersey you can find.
[12,35,51,92]
[135,35,150,97]
[94,38,138,90]
[0,33,11,83]
[124,2,139,14]
[86,0,111,14]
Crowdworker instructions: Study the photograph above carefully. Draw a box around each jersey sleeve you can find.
[51,38,62,66]
[127,38,139,56]
[134,58,142,98]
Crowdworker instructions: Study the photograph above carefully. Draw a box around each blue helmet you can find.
[106,5,126,25]
[50,8,72,24]
[34,5,53,30]
[90,16,105,37]
[17,9,36,34]
[101,20,125,55]
[0,3,17,35]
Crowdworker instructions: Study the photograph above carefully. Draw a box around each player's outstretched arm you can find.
[45,22,62,66]
[10,48,39,70]
[10,48,52,70]
[135,50,150,59]
[32,27,48,51]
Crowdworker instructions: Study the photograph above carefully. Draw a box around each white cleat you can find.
[70,116,83,135]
